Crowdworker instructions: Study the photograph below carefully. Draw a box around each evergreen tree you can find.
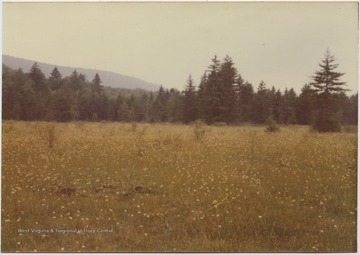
[53,81,75,122]
[217,55,238,123]
[92,73,103,93]
[152,85,168,122]
[49,67,63,90]
[237,78,254,122]
[296,84,315,125]
[197,71,209,120]
[69,70,84,90]
[27,62,48,93]
[2,66,23,119]
[50,67,62,79]
[203,55,221,123]
[283,88,297,124]
[272,89,283,123]
[252,81,272,123]
[166,88,184,122]
[342,93,358,125]
[310,49,348,132]
[183,74,198,123]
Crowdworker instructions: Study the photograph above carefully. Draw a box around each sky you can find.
[3,2,359,94]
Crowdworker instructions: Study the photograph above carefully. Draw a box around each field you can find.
[2,121,357,252]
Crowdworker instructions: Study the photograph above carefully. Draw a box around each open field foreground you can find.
[2,121,357,252]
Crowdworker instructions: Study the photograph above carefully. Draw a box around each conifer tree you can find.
[183,74,198,123]
[310,49,348,132]
[50,67,62,80]
[252,81,272,123]
[237,77,254,122]
[49,67,63,90]
[27,62,47,93]
[296,84,315,125]
[218,55,238,123]
[92,73,103,93]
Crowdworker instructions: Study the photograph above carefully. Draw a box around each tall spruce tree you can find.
[237,77,254,122]
[218,55,238,123]
[27,62,47,93]
[49,67,63,90]
[183,74,198,123]
[252,81,272,123]
[296,84,315,125]
[310,49,348,132]
[92,73,103,93]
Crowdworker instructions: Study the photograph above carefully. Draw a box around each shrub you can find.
[265,116,280,133]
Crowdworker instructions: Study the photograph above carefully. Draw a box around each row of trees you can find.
[2,51,357,129]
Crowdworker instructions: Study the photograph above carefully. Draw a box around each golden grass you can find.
[2,121,357,252]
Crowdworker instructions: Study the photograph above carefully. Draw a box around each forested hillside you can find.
[2,55,357,125]
[3,55,160,91]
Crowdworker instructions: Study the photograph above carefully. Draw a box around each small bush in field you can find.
[265,116,280,133]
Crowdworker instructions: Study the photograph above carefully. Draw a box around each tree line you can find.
[2,51,357,128]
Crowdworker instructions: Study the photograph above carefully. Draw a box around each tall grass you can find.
[2,121,357,252]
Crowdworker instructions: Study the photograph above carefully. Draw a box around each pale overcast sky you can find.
[3,2,358,94]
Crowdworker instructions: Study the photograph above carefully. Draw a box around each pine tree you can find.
[49,67,63,90]
[197,71,209,121]
[283,88,297,124]
[311,49,347,95]
[296,84,315,125]
[237,78,254,122]
[92,73,103,93]
[27,62,47,93]
[310,49,348,132]
[50,67,62,79]
[203,55,221,123]
[183,74,198,123]
[217,55,238,123]
[272,89,284,123]
[252,81,272,123]
[152,85,168,122]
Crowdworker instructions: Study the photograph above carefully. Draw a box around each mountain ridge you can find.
[2,55,160,91]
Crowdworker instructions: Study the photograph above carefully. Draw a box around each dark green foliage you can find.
[252,81,272,124]
[310,50,348,132]
[27,62,47,93]
[283,88,297,124]
[310,49,347,94]
[236,76,254,122]
[2,53,357,126]
[183,74,198,123]
[296,84,315,125]
[50,67,62,79]
[312,109,341,132]
[49,67,63,90]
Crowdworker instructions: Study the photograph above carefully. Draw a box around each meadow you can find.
[2,121,357,252]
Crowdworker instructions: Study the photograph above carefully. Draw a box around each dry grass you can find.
[2,121,357,252]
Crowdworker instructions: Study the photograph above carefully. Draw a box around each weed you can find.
[192,119,207,142]
[40,123,56,149]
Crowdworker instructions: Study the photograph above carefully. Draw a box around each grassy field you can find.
[2,121,357,252]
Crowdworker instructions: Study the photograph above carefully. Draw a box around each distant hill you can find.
[2,55,160,91]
